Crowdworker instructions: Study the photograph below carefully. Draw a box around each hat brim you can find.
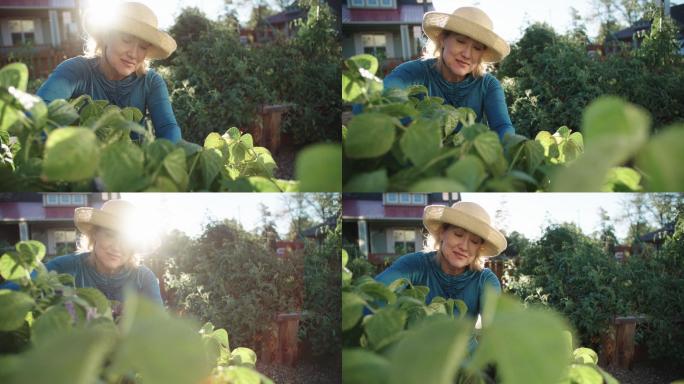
[423,205,507,257]
[74,207,124,234]
[84,14,177,59]
[423,11,510,63]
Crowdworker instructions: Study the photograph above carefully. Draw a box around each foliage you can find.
[0,240,271,384]
[161,4,340,147]
[504,224,627,349]
[619,217,684,361]
[163,220,302,349]
[300,215,342,360]
[343,53,684,192]
[498,20,684,139]
[253,1,341,145]
[341,250,616,384]
[0,61,340,191]
[347,256,375,279]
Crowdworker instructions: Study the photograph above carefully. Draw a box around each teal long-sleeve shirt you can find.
[384,58,515,140]
[1,252,163,305]
[37,56,181,143]
[375,251,501,319]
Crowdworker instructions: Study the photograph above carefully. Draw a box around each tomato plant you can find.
[0,240,272,384]
[341,250,617,384]
[0,63,341,192]
[342,54,684,192]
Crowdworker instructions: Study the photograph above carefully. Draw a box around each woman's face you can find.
[440,32,486,81]
[439,225,483,274]
[103,32,150,79]
[92,228,133,273]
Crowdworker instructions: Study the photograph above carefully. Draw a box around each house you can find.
[0,0,84,77]
[342,192,456,265]
[341,0,433,74]
[604,3,684,55]
[0,192,119,258]
[255,7,308,42]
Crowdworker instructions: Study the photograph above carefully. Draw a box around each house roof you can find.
[342,4,434,25]
[639,222,676,243]
[0,202,76,222]
[609,4,684,41]
[266,8,307,25]
[0,0,78,9]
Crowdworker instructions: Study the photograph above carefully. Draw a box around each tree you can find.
[623,194,656,246]
[596,207,618,254]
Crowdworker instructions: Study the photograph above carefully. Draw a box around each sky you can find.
[460,193,656,242]
[119,193,295,239]
[431,0,684,43]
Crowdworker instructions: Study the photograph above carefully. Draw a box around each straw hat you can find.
[74,199,135,235]
[423,201,507,257]
[423,7,510,63]
[84,2,177,59]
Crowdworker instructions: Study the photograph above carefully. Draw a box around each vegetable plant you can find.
[341,249,618,384]
[0,62,341,192]
[0,240,272,384]
[342,54,684,192]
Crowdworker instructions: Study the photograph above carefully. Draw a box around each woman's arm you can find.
[147,72,181,143]
[36,58,85,103]
[375,252,422,287]
[139,267,164,306]
[478,269,502,326]
[483,76,515,140]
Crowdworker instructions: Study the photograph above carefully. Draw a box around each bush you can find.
[163,220,302,349]
[300,217,342,361]
[347,256,375,278]
[505,224,627,349]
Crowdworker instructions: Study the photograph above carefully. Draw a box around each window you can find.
[394,229,416,255]
[383,193,427,206]
[44,194,89,207]
[348,0,395,7]
[362,34,387,57]
[54,230,76,255]
[9,20,35,46]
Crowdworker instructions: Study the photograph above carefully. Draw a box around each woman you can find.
[376,201,506,322]
[37,2,181,143]
[45,199,162,305]
[384,7,515,140]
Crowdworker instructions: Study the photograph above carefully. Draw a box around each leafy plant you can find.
[0,62,340,191]
[0,240,272,384]
[342,53,684,192]
[341,249,617,384]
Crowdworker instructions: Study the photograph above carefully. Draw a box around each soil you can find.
[256,357,340,384]
[603,360,684,384]
[273,143,297,180]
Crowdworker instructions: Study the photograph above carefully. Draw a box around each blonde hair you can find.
[84,32,149,77]
[424,223,485,272]
[423,30,490,79]
[77,226,138,270]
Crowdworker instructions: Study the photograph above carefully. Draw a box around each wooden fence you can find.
[1,45,82,79]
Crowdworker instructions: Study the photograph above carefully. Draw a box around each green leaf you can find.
[109,293,209,384]
[518,140,545,173]
[224,127,241,142]
[388,318,472,384]
[47,100,79,127]
[566,364,604,384]
[409,178,467,192]
[0,291,34,331]
[229,347,257,368]
[30,305,73,346]
[344,169,388,192]
[199,149,224,190]
[240,133,254,149]
[473,131,503,165]
[342,349,390,384]
[99,141,146,191]
[470,291,571,384]
[602,167,642,192]
[400,119,441,166]
[162,148,189,190]
[42,127,99,182]
[295,144,342,192]
[344,113,395,159]
[204,132,229,158]
[358,281,396,305]
[0,62,28,91]
[342,292,366,331]
[0,254,27,280]
[636,125,684,191]
[17,240,45,265]
[573,348,599,365]
[76,288,111,317]
[445,155,486,191]
[121,106,143,122]
[347,54,379,76]
[364,307,407,351]
[6,328,116,384]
